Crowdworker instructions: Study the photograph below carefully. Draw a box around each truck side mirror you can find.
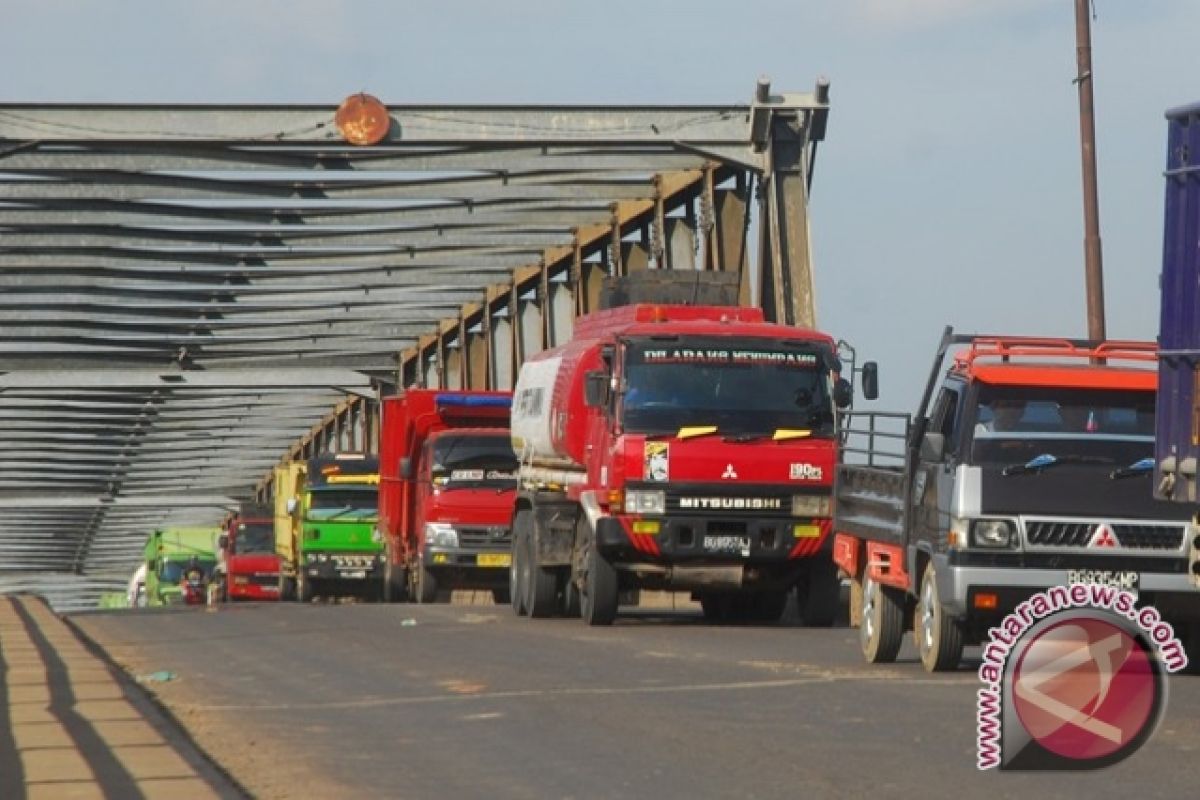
[399,456,413,479]
[861,361,879,401]
[832,378,853,409]
[285,497,298,515]
[217,534,229,550]
[584,370,608,408]
[920,431,945,461]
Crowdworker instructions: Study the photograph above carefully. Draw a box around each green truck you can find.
[275,453,383,602]
[143,527,221,606]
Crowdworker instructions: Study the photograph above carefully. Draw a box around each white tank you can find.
[511,354,565,463]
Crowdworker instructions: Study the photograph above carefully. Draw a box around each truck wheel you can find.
[915,562,964,672]
[580,542,619,626]
[749,591,789,623]
[524,527,558,619]
[297,571,314,603]
[278,573,296,602]
[415,558,440,604]
[511,510,532,616]
[383,549,408,603]
[560,576,582,618]
[699,594,729,623]
[859,573,903,663]
[799,558,839,627]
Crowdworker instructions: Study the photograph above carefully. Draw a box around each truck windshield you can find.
[970,386,1154,467]
[308,488,377,519]
[621,337,834,436]
[430,433,519,489]
[232,523,274,554]
[159,559,215,582]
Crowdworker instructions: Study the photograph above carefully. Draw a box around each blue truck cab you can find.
[1155,102,1200,590]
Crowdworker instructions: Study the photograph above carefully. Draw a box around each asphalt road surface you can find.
[71,599,1200,800]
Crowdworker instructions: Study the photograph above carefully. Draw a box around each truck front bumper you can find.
[424,546,512,589]
[934,553,1200,620]
[593,515,829,591]
[302,552,383,581]
[228,575,281,600]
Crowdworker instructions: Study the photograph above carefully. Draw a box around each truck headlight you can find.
[971,519,1015,548]
[425,523,458,548]
[791,494,831,518]
[624,490,665,515]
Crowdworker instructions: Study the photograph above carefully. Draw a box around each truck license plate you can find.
[703,535,751,555]
[477,553,511,568]
[1068,569,1139,596]
[340,570,366,579]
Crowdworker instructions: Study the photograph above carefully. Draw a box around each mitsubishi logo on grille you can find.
[488,526,507,539]
[1090,524,1118,548]
[721,464,738,480]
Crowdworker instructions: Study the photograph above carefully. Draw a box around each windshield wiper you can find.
[1001,453,1112,477]
[1109,457,1154,480]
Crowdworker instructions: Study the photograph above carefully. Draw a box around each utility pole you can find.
[1075,0,1107,341]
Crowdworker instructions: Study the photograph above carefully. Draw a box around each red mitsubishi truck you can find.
[509,274,873,625]
[377,390,519,603]
[217,503,281,602]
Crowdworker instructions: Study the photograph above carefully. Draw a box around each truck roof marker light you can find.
[651,306,668,323]
[335,93,391,146]
[435,393,512,409]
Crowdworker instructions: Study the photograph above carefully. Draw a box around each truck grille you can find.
[1025,522,1092,547]
[1024,521,1185,550]
[458,526,511,549]
[1113,524,1186,550]
[662,485,800,518]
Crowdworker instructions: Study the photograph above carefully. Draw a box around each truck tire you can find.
[580,542,619,626]
[278,573,296,602]
[699,594,729,623]
[525,530,558,619]
[798,558,839,627]
[749,590,789,623]
[414,557,440,604]
[560,576,582,618]
[511,510,532,616]
[915,562,964,672]
[859,573,903,664]
[297,570,314,603]
[382,555,408,603]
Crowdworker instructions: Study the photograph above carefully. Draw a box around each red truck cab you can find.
[218,504,281,602]
[510,295,871,625]
[378,390,518,603]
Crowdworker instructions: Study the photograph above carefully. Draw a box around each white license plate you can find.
[703,535,751,554]
[340,570,366,579]
[1068,569,1139,595]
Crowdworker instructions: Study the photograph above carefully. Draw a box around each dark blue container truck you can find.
[1155,102,1200,591]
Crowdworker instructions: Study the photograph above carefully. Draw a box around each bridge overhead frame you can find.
[0,79,830,606]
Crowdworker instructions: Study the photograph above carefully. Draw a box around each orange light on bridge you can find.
[335,93,390,146]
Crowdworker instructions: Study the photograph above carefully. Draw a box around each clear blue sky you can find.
[4,0,1196,408]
